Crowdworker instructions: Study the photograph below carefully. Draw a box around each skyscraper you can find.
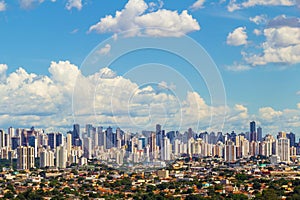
[224,140,236,162]
[28,135,37,157]
[56,133,63,147]
[83,137,92,159]
[8,127,14,138]
[0,130,6,148]
[97,126,105,148]
[161,136,171,161]
[263,134,275,157]
[257,127,262,142]
[72,124,81,146]
[66,133,72,157]
[40,148,54,168]
[276,133,290,163]
[106,127,113,149]
[149,132,156,160]
[156,124,162,148]
[17,146,35,170]
[21,129,28,146]
[11,137,20,150]
[250,121,257,142]
[47,133,56,149]
[287,132,296,147]
[86,124,93,138]
[56,145,67,168]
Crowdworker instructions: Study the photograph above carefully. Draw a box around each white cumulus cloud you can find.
[1,61,299,135]
[66,0,82,11]
[245,25,300,65]
[88,0,200,37]
[259,107,283,120]
[226,27,248,46]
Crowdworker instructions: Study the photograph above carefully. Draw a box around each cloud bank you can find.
[88,0,200,37]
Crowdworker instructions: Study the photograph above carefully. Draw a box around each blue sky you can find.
[0,0,300,136]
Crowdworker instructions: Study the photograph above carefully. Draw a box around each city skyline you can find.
[0,0,299,135]
[0,120,298,171]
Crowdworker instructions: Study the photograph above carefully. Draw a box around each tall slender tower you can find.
[250,121,256,142]
[66,133,72,157]
[257,127,262,142]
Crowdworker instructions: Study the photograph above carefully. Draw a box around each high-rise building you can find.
[250,121,256,142]
[72,124,81,146]
[166,131,176,144]
[28,135,37,157]
[66,133,72,157]
[56,145,67,168]
[0,131,11,149]
[38,133,48,147]
[83,137,92,159]
[213,141,224,158]
[98,126,105,148]
[116,128,122,149]
[0,130,5,148]
[263,134,275,157]
[156,124,162,148]
[46,132,63,150]
[287,132,296,147]
[17,146,35,170]
[8,127,14,138]
[21,129,28,146]
[106,127,113,149]
[138,137,146,150]
[257,127,262,142]
[224,140,236,162]
[276,133,290,163]
[40,148,54,168]
[47,133,56,149]
[86,124,93,138]
[11,137,20,150]
[56,133,63,147]
[161,136,171,161]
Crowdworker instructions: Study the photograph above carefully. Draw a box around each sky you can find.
[0,0,300,136]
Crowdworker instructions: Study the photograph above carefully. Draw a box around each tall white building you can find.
[264,134,275,157]
[17,146,35,170]
[161,137,171,161]
[224,140,236,162]
[56,145,67,168]
[66,133,72,157]
[276,133,290,163]
[40,148,54,168]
